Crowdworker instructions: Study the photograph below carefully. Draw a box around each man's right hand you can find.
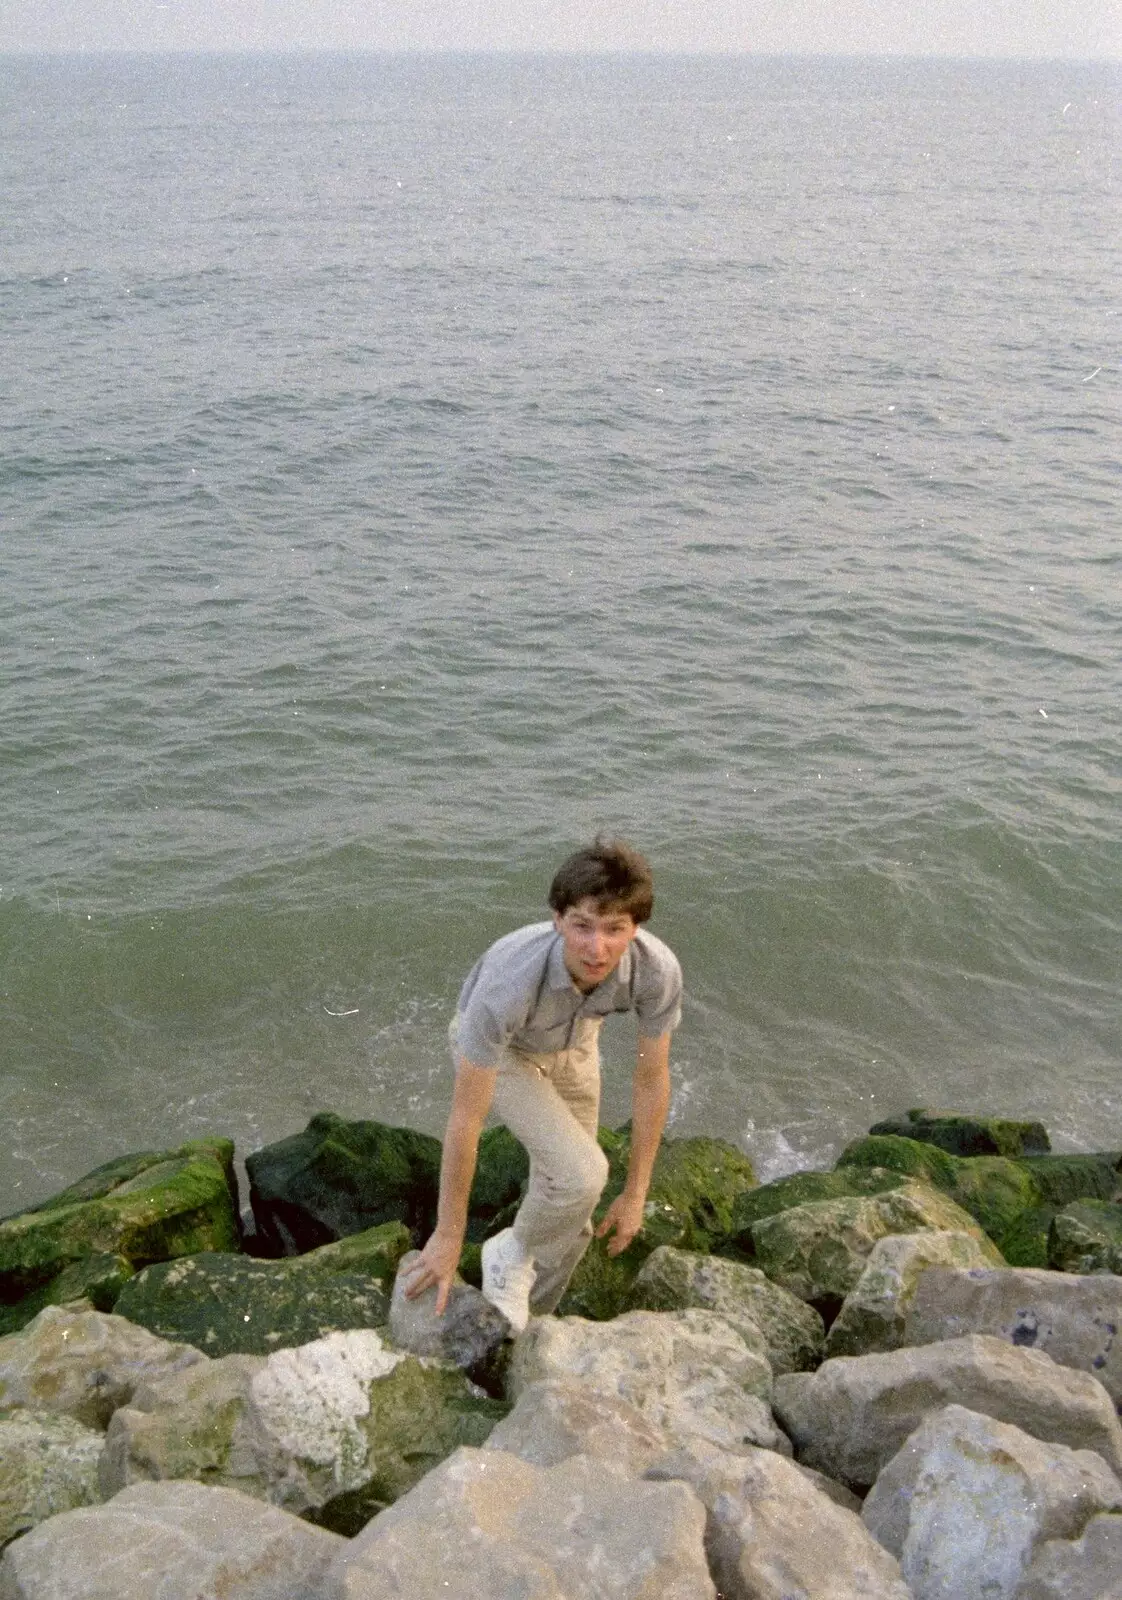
[400,1229,463,1315]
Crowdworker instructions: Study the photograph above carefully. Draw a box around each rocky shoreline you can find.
[2,1108,1121,1597]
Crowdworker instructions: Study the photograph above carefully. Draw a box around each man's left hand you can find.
[594,1191,646,1257]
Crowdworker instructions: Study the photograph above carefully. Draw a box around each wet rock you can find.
[101,1326,506,1533]
[724,1165,908,1255]
[483,1378,670,1473]
[904,1265,1122,1408]
[0,1479,344,1599]
[0,1409,103,1547]
[862,1404,1122,1600]
[625,1244,825,1374]
[773,1333,1122,1491]
[0,1306,205,1430]
[825,1228,1005,1357]
[245,1113,442,1254]
[867,1109,1051,1158]
[0,1142,240,1335]
[510,1307,784,1455]
[649,1437,910,1600]
[323,1445,715,1600]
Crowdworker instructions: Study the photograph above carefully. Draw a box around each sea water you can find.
[1,52,1118,1208]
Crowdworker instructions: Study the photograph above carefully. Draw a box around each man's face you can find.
[553,896,638,992]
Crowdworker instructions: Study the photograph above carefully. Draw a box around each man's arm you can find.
[401,1058,497,1313]
[595,1031,671,1257]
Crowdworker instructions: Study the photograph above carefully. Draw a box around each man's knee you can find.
[551,1134,609,1209]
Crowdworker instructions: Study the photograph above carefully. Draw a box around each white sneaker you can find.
[480,1229,536,1335]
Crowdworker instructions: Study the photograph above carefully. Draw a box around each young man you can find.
[402,839,682,1332]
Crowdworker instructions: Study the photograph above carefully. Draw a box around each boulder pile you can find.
[0,1107,1120,1598]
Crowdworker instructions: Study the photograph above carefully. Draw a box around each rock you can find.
[862,1404,1122,1600]
[748,1181,990,1318]
[837,1135,1042,1243]
[0,1306,205,1429]
[904,1265,1122,1408]
[825,1229,1005,1357]
[1016,1152,1122,1207]
[101,1326,506,1533]
[0,1410,103,1547]
[387,1252,511,1390]
[322,1445,716,1599]
[0,1141,240,1335]
[244,1113,442,1255]
[509,1308,784,1455]
[648,1437,911,1600]
[483,1378,670,1473]
[625,1244,825,1374]
[559,1130,758,1320]
[997,1206,1058,1268]
[0,1479,344,1600]
[112,1251,391,1358]
[867,1109,1051,1158]
[1048,1200,1122,1273]
[1012,1512,1122,1599]
[723,1165,908,1255]
[773,1333,1122,1491]
[0,1254,135,1333]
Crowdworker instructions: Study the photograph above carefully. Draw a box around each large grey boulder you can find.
[648,1438,910,1600]
[625,1245,825,1374]
[509,1308,784,1455]
[773,1334,1122,1491]
[1012,1513,1122,1599]
[484,1378,670,1474]
[747,1182,992,1314]
[862,1404,1122,1600]
[904,1265,1122,1407]
[825,1229,1005,1358]
[0,1410,103,1547]
[101,1327,505,1533]
[0,1307,205,1429]
[323,1445,716,1599]
[0,1480,344,1600]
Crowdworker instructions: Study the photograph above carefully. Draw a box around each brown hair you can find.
[548,838,654,923]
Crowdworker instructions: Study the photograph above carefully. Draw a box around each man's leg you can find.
[491,1020,607,1314]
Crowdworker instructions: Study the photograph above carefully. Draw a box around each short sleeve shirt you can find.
[454,921,683,1069]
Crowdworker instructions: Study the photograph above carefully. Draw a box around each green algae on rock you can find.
[245,1114,442,1254]
[836,1134,1042,1244]
[0,1141,240,1335]
[558,1129,758,1321]
[867,1108,1050,1158]
[722,1166,909,1257]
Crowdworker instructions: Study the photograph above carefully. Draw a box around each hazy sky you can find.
[2,1,1119,58]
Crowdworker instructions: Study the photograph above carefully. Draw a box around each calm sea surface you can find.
[1,52,1119,1210]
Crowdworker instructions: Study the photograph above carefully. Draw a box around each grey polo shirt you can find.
[454,921,682,1068]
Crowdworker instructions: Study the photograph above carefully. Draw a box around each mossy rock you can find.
[748,1180,992,1321]
[245,1113,442,1254]
[996,1205,1058,1269]
[0,1252,135,1337]
[557,1128,757,1320]
[837,1135,1042,1244]
[113,1251,393,1356]
[1014,1153,1121,1208]
[0,1141,240,1325]
[277,1220,411,1288]
[868,1108,1050,1158]
[722,1166,909,1257]
[1048,1200,1122,1275]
